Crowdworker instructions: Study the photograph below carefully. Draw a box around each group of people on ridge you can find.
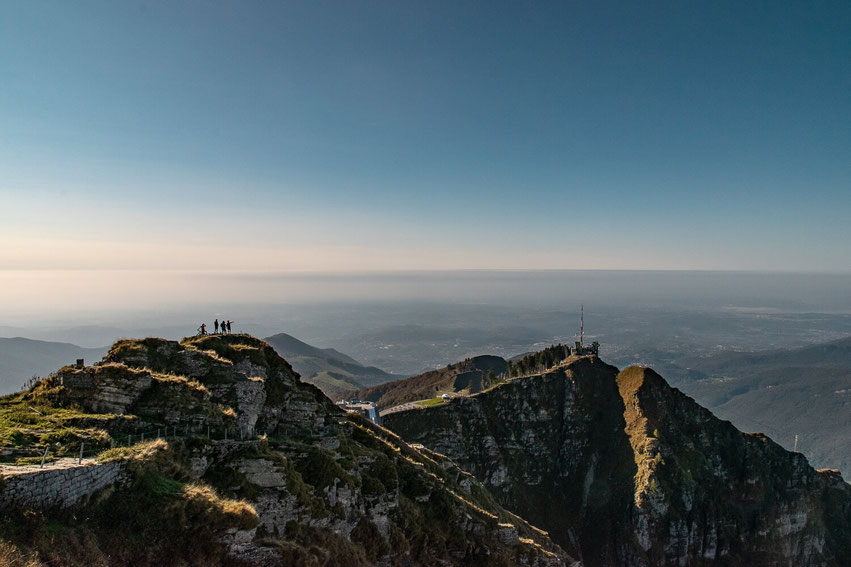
[197,318,234,336]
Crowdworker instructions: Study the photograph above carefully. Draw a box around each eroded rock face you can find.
[101,335,335,438]
[233,379,266,438]
[194,425,573,567]
[58,364,153,414]
[385,357,851,567]
[50,334,573,566]
[386,357,634,565]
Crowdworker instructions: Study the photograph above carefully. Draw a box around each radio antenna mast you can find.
[580,304,584,346]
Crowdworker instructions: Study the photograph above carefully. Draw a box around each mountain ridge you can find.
[0,333,570,566]
[347,354,507,409]
[384,355,851,566]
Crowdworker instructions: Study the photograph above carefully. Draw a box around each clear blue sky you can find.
[1,1,849,274]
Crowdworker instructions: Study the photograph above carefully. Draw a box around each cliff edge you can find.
[384,356,851,566]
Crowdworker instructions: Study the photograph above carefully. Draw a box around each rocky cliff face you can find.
[0,335,572,566]
[618,366,851,567]
[384,356,851,567]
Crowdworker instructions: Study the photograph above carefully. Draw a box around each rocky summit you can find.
[0,334,569,566]
[384,356,851,567]
[1,335,849,567]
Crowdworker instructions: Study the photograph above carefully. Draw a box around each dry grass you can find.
[151,373,209,394]
[181,484,258,531]
[0,541,41,567]
[96,439,167,463]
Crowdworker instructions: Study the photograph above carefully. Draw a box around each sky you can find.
[1,1,850,294]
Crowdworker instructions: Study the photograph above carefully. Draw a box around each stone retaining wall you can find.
[0,460,124,509]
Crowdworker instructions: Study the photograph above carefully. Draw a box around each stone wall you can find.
[0,460,124,509]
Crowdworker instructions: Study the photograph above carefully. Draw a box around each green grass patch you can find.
[309,371,361,391]
[0,394,122,454]
[415,397,447,407]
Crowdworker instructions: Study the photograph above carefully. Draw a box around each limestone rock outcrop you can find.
[1,334,572,567]
[58,364,153,414]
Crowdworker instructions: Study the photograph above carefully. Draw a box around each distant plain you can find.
[2,270,849,471]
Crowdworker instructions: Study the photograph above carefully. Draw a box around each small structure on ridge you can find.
[573,305,600,356]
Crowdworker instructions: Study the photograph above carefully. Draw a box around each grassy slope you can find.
[349,355,507,409]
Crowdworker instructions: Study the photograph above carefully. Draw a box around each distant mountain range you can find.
[0,332,401,401]
[262,333,402,399]
[0,338,109,394]
[348,354,507,409]
[672,336,851,474]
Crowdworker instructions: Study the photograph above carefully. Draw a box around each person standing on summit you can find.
[214,319,219,334]
[227,320,232,334]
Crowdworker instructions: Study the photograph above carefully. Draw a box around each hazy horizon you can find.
[2,269,850,322]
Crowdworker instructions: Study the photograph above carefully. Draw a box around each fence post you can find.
[207,425,210,439]
[128,434,131,446]
[79,442,84,464]
[40,447,49,469]
[157,428,160,439]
